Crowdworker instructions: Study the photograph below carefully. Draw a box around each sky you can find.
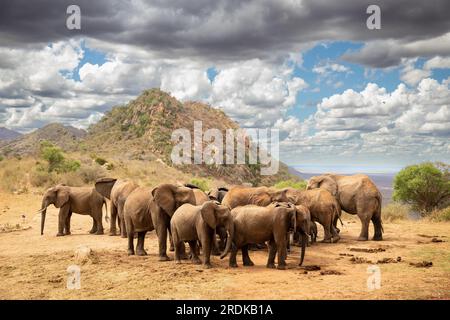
[0,0,449,173]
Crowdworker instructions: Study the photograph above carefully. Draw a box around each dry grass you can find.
[382,202,411,222]
[427,207,450,222]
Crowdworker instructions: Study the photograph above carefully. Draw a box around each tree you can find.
[393,162,450,215]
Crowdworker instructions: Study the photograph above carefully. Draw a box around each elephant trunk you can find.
[40,199,48,235]
[299,231,307,266]
[220,220,234,259]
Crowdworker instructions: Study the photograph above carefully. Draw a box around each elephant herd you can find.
[37,174,383,269]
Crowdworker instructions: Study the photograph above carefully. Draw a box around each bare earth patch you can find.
[0,193,449,299]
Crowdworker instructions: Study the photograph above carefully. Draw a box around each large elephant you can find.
[285,188,340,243]
[221,186,289,209]
[306,174,383,241]
[223,202,307,269]
[123,184,196,259]
[39,185,107,236]
[170,201,234,268]
[95,178,139,237]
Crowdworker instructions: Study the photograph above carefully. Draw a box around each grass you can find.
[189,178,210,191]
[272,179,306,190]
[427,207,450,222]
[382,202,410,222]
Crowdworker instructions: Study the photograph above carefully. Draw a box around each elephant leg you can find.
[136,231,147,256]
[357,214,370,241]
[89,219,97,234]
[168,230,175,251]
[229,244,238,268]
[94,210,104,235]
[64,211,72,235]
[57,206,70,236]
[276,239,287,270]
[117,202,127,238]
[155,217,171,261]
[110,204,118,236]
[127,231,135,255]
[371,210,383,241]
[201,233,212,268]
[188,241,201,264]
[242,245,254,266]
[266,240,277,269]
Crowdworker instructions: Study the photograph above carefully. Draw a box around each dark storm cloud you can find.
[0,0,449,64]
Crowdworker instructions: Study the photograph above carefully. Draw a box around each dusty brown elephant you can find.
[183,184,209,205]
[170,201,234,268]
[307,174,383,241]
[223,202,307,269]
[95,178,139,237]
[123,184,196,259]
[221,186,289,209]
[39,185,107,236]
[285,188,340,243]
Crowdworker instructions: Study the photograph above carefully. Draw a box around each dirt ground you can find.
[0,192,449,300]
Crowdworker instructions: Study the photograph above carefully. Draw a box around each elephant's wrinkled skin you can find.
[307,174,383,241]
[124,184,196,259]
[224,202,306,269]
[171,201,234,268]
[40,185,107,236]
[95,178,139,237]
[221,186,289,209]
[285,188,341,243]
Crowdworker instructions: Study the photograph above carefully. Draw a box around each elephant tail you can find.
[103,199,109,223]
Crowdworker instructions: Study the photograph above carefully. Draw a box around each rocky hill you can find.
[0,123,86,156]
[0,127,22,142]
[1,89,296,185]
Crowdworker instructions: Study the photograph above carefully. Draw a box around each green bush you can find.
[428,207,450,222]
[393,162,450,215]
[39,140,81,174]
[189,178,210,192]
[0,156,4,162]
[273,179,306,190]
[94,157,107,166]
[382,202,410,222]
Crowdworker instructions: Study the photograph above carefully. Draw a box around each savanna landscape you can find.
[1,90,449,300]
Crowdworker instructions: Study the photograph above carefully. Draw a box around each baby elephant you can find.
[170,201,234,268]
[224,202,300,270]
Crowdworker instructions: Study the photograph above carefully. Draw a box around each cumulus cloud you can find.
[280,78,450,163]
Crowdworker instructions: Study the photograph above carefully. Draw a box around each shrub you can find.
[94,157,107,166]
[40,142,65,172]
[427,207,450,222]
[29,170,57,188]
[273,179,307,190]
[0,155,4,162]
[189,178,210,192]
[77,165,106,184]
[382,202,410,222]
[393,162,450,215]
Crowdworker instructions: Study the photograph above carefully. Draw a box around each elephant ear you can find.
[152,184,176,217]
[269,188,288,203]
[317,176,338,196]
[55,186,70,208]
[95,178,117,199]
[201,201,217,229]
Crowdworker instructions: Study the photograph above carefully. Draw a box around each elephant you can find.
[285,188,340,243]
[170,201,234,268]
[222,202,306,269]
[123,184,196,259]
[207,187,229,203]
[306,173,383,241]
[183,184,209,205]
[95,178,139,237]
[290,204,312,248]
[310,221,318,243]
[221,186,289,209]
[39,185,107,236]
